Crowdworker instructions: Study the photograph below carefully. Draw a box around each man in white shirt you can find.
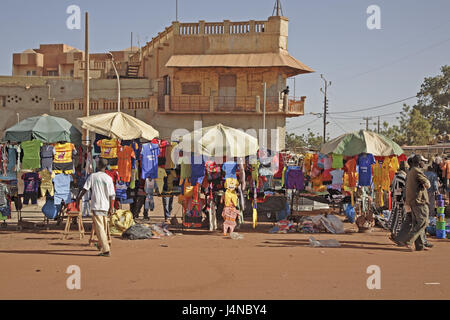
[76,158,115,257]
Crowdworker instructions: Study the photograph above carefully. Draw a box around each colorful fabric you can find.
[21,140,43,169]
[330,169,344,190]
[0,183,9,208]
[141,143,160,179]
[117,145,135,182]
[22,172,40,193]
[53,173,72,205]
[40,144,54,172]
[39,169,55,196]
[332,153,344,169]
[357,153,375,186]
[155,167,167,192]
[53,143,75,163]
[223,161,238,179]
[97,139,120,159]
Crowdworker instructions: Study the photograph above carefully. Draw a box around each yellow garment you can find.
[110,209,135,236]
[311,175,326,192]
[225,189,238,207]
[154,167,167,192]
[381,160,391,191]
[304,153,314,175]
[281,166,287,187]
[372,161,383,191]
[343,172,357,193]
[39,169,55,196]
[97,139,120,159]
[251,162,259,181]
[225,178,239,190]
[53,143,75,163]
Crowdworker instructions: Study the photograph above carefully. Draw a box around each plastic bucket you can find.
[437,214,445,222]
[436,229,446,239]
[437,207,445,214]
[437,200,445,207]
[436,194,443,201]
[436,221,446,230]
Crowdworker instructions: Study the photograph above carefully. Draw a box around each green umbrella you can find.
[320,130,403,156]
[3,114,81,144]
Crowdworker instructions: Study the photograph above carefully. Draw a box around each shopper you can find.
[76,158,115,257]
[400,155,431,251]
[162,196,174,223]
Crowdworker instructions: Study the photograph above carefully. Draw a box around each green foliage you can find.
[415,65,450,134]
[286,129,323,151]
[380,65,448,145]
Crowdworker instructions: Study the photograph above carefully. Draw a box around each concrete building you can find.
[3,13,313,149]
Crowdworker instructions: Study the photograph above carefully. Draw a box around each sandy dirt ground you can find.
[0,197,449,300]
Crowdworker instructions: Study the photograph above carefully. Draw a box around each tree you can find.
[415,65,450,134]
[285,129,323,151]
[380,104,437,145]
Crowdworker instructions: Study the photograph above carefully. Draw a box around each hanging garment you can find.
[190,154,205,185]
[144,178,155,211]
[40,144,54,172]
[154,167,167,192]
[357,153,376,186]
[1,145,8,176]
[21,140,43,170]
[330,169,344,190]
[53,173,73,205]
[0,183,10,208]
[53,142,76,174]
[141,143,160,179]
[331,153,344,169]
[285,167,304,190]
[344,156,358,188]
[7,145,18,173]
[97,139,120,170]
[115,181,129,201]
[39,169,55,197]
[166,169,177,191]
[117,145,136,183]
[105,170,120,190]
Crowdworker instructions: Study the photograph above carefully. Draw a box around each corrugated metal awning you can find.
[165,52,314,76]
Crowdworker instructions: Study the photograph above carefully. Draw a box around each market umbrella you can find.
[3,114,81,144]
[77,112,159,141]
[320,130,403,156]
[177,123,259,157]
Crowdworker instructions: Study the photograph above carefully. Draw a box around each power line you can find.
[337,36,450,83]
[332,110,403,120]
[327,115,348,133]
[328,95,416,114]
[287,117,321,132]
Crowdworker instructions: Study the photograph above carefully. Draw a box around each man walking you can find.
[76,158,115,257]
[401,154,431,251]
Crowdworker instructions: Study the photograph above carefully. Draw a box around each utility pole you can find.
[83,11,90,145]
[377,116,380,133]
[176,0,178,21]
[362,117,372,131]
[320,74,331,143]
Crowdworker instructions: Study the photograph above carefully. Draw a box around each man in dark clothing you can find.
[399,154,431,251]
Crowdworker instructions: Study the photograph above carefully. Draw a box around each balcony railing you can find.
[53,98,150,112]
[170,96,210,112]
[161,95,304,116]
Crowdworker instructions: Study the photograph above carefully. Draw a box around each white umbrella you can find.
[77,112,159,141]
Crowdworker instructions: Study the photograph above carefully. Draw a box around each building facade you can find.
[4,14,313,149]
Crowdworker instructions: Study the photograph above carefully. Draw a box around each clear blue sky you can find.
[1,0,449,138]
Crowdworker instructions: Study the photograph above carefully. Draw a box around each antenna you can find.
[176,0,179,21]
[272,0,284,16]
